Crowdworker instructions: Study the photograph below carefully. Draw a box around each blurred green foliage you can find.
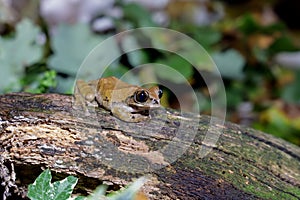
[0,1,300,145]
[47,23,106,92]
[0,19,43,92]
[212,49,245,80]
[48,23,105,76]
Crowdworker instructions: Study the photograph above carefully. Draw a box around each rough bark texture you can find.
[0,93,299,200]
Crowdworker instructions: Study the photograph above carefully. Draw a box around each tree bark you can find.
[0,93,299,200]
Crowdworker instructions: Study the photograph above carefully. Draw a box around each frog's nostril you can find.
[153,99,159,104]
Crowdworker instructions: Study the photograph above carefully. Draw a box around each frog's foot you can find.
[72,97,93,116]
[73,80,98,114]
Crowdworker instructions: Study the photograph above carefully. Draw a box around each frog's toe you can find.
[85,93,95,102]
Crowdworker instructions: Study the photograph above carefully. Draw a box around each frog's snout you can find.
[152,99,160,105]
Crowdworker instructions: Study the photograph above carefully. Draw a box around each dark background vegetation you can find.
[0,0,299,146]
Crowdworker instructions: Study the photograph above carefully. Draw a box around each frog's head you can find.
[128,86,163,110]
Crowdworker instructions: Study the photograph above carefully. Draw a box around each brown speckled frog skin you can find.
[74,76,162,122]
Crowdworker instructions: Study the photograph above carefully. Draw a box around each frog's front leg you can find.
[111,105,150,122]
[73,79,98,109]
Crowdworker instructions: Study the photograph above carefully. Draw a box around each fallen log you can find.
[0,93,299,199]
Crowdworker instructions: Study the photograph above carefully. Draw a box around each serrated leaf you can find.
[14,19,43,65]
[0,18,43,93]
[52,176,78,200]
[27,169,52,200]
[212,49,245,80]
[27,169,78,200]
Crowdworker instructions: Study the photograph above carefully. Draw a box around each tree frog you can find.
[74,76,163,122]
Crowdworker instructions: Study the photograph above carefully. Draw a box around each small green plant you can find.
[27,169,147,200]
[24,70,57,93]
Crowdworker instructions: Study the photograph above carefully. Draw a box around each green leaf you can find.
[237,14,260,35]
[237,14,285,35]
[27,169,52,200]
[52,176,78,200]
[0,18,43,93]
[27,169,78,200]
[269,36,299,55]
[48,23,105,76]
[194,27,222,48]
[212,49,245,80]
[122,3,155,27]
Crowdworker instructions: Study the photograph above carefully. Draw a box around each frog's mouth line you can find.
[129,103,160,109]
[131,110,150,116]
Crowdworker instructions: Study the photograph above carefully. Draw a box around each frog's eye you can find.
[158,89,163,99]
[134,90,149,103]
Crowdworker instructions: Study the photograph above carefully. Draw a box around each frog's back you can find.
[97,76,139,107]
[98,76,132,91]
